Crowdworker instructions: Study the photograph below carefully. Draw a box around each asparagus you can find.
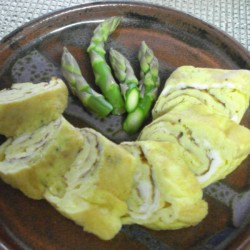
[123,41,160,134]
[109,48,140,113]
[61,47,113,117]
[87,16,125,115]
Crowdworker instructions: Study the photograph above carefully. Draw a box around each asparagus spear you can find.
[123,41,160,134]
[61,47,113,117]
[109,48,140,113]
[87,16,125,115]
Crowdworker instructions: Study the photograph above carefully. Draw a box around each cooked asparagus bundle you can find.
[153,66,250,122]
[121,141,208,229]
[0,117,83,199]
[87,16,125,115]
[123,41,160,134]
[109,48,140,113]
[61,47,113,117]
[0,78,68,137]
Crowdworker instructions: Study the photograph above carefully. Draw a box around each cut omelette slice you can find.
[153,66,250,123]
[0,78,68,137]
[0,117,83,199]
[44,128,136,241]
[139,105,250,188]
[120,141,208,230]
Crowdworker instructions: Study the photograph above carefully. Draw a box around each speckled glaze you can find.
[0,2,249,250]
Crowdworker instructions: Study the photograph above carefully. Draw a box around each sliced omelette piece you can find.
[153,66,250,123]
[44,128,136,240]
[120,140,208,230]
[0,78,68,137]
[139,105,250,187]
[0,117,83,199]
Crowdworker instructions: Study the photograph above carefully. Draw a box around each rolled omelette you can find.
[0,78,68,137]
[139,105,250,188]
[0,117,83,199]
[44,128,136,241]
[120,140,208,230]
[153,66,250,123]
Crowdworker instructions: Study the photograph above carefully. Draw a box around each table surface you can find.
[0,0,250,53]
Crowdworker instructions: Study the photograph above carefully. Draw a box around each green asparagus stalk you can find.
[87,16,125,115]
[61,47,113,117]
[109,48,140,113]
[123,41,160,134]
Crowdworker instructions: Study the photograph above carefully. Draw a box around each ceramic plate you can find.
[0,1,249,249]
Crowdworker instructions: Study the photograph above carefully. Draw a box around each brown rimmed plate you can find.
[0,1,250,249]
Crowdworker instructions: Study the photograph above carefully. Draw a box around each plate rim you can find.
[0,1,250,57]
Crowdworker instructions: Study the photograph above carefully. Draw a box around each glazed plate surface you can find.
[0,2,249,249]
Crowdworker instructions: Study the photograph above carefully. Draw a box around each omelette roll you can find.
[45,128,136,240]
[121,141,208,230]
[0,117,83,199]
[153,66,250,123]
[139,105,250,187]
[0,78,68,137]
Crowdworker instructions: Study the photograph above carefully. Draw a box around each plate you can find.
[0,1,250,249]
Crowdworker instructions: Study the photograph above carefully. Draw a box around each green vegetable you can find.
[109,48,140,113]
[61,47,113,117]
[123,41,160,134]
[87,16,125,115]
